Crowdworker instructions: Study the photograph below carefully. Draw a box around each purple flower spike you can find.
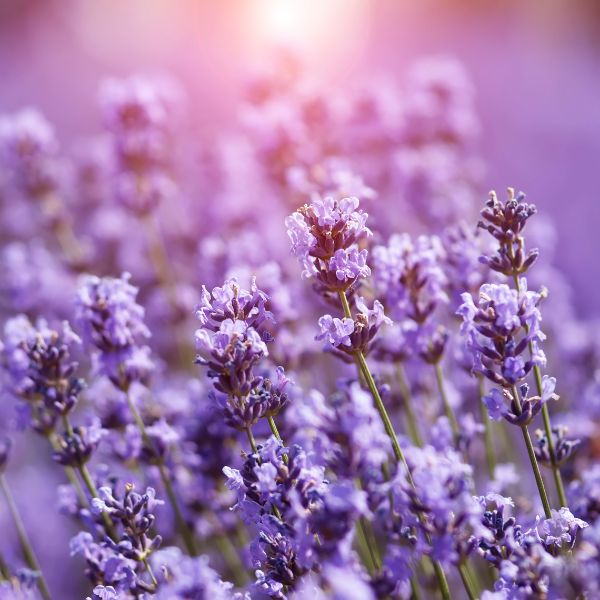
[286,195,372,291]
[317,298,391,359]
[75,272,154,390]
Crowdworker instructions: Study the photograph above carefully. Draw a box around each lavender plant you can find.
[0,58,598,600]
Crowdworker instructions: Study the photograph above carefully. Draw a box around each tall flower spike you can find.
[478,188,539,276]
[195,277,275,340]
[0,108,60,199]
[75,273,154,391]
[372,233,449,363]
[458,280,547,388]
[0,316,84,433]
[285,195,372,291]
[317,297,392,360]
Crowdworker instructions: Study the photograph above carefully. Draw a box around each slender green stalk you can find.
[61,415,118,540]
[0,474,51,600]
[41,192,86,268]
[511,386,552,518]
[534,366,568,507]
[433,363,460,443]
[338,290,451,600]
[410,574,422,600]
[125,391,198,555]
[458,563,477,600]
[354,478,382,576]
[46,432,88,507]
[212,528,250,586]
[396,363,423,447]
[267,416,289,465]
[141,210,192,366]
[267,416,282,442]
[509,246,567,508]
[246,426,259,454]
[478,376,497,479]
[355,517,378,575]
[0,550,10,580]
[142,557,158,588]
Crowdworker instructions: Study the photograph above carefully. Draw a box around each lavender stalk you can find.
[0,473,51,600]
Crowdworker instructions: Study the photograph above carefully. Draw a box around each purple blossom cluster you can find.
[0,54,598,600]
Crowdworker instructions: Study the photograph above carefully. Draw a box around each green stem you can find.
[125,391,198,555]
[433,362,460,443]
[397,363,423,447]
[141,210,192,366]
[61,415,118,541]
[0,550,10,580]
[0,474,51,600]
[142,557,158,588]
[267,416,282,442]
[46,432,88,507]
[212,529,250,586]
[478,377,497,479]
[267,416,289,465]
[246,427,259,454]
[511,386,552,518]
[338,290,451,600]
[536,369,568,507]
[354,478,382,575]
[355,517,377,575]
[409,574,422,600]
[458,562,477,600]
[510,248,567,508]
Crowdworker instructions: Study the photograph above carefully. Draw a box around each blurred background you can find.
[1,0,599,314]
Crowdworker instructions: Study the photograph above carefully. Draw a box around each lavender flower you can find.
[92,483,163,570]
[0,316,84,433]
[535,507,587,552]
[478,189,539,277]
[390,445,489,566]
[75,273,154,390]
[372,233,449,362]
[0,108,61,199]
[317,298,391,359]
[458,280,547,387]
[195,278,274,340]
[285,196,371,291]
[151,548,234,599]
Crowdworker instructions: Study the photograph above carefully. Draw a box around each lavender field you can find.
[1,2,599,599]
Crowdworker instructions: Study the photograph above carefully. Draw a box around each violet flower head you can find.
[152,548,234,600]
[317,297,392,359]
[0,315,84,433]
[391,445,489,566]
[285,195,372,291]
[0,108,60,198]
[373,233,448,323]
[92,483,163,567]
[535,508,588,553]
[482,378,558,427]
[458,279,547,387]
[478,188,539,277]
[195,318,267,398]
[75,272,154,390]
[53,420,106,468]
[534,425,580,467]
[195,277,275,341]
[372,233,449,362]
[569,465,600,524]
[100,75,180,171]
